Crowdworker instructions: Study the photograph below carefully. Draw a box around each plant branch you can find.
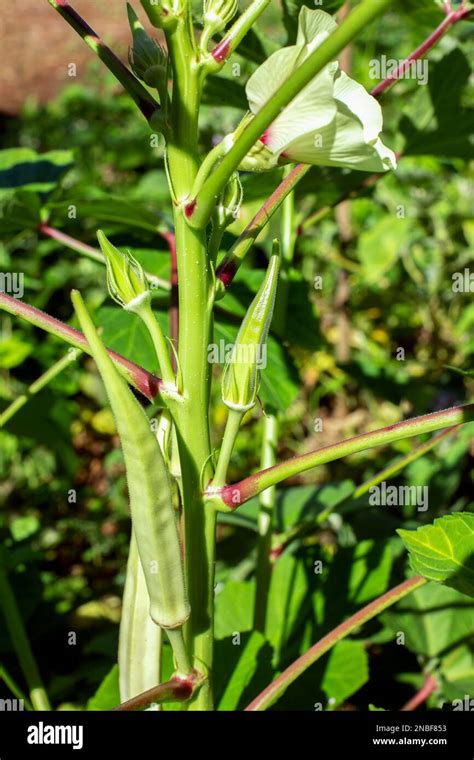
[114,672,203,711]
[47,0,160,122]
[215,164,309,297]
[187,0,395,228]
[246,575,427,710]
[371,4,472,97]
[209,0,271,65]
[209,404,474,509]
[0,566,51,711]
[0,349,81,428]
[39,224,171,292]
[0,292,163,403]
[401,674,438,711]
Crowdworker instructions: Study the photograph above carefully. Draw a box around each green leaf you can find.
[440,644,474,703]
[357,217,412,283]
[215,580,255,640]
[382,582,474,658]
[0,335,32,369]
[0,148,73,197]
[203,76,247,110]
[321,640,369,707]
[94,306,164,374]
[0,191,42,236]
[265,553,308,662]
[400,50,472,159]
[217,632,272,710]
[51,196,166,233]
[281,1,346,41]
[398,513,474,597]
[86,665,120,710]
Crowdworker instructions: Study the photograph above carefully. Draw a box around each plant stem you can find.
[0,566,51,711]
[0,349,80,427]
[135,302,175,386]
[371,6,472,97]
[0,292,163,403]
[253,413,278,632]
[47,0,160,122]
[401,674,438,711]
[216,164,309,297]
[167,628,193,676]
[212,403,474,508]
[246,575,427,710]
[213,409,243,488]
[164,15,216,710]
[115,672,202,711]
[209,0,271,64]
[189,0,395,228]
[0,664,33,710]
[39,224,171,292]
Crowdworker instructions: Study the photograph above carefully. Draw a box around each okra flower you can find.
[238,8,396,173]
[222,245,280,412]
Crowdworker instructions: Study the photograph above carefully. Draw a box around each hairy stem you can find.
[246,575,427,710]
[211,404,474,509]
[0,292,163,403]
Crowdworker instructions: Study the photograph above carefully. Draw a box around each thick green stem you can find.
[165,16,216,710]
[0,566,51,711]
[246,575,427,710]
[189,0,396,228]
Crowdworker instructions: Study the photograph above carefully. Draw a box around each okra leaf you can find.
[400,50,473,160]
[203,76,247,110]
[50,196,166,233]
[265,553,308,664]
[320,640,369,707]
[398,513,474,597]
[440,643,474,703]
[86,665,120,711]
[216,632,273,710]
[382,582,474,658]
[0,148,73,197]
[215,580,255,640]
[0,191,42,236]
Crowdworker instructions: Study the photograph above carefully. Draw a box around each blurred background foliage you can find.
[0,0,473,710]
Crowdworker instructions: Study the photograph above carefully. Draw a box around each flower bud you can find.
[221,243,280,412]
[128,5,168,91]
[203,0,239,34]
[215,172,243,230]
[97,230,151,312]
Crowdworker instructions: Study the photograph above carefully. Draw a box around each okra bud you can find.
[72,290,190,630]
[203,0,239,33]
[97,230,151,313]
[221,242,280,412]
[127,5,168,94]
[215,172,243,231]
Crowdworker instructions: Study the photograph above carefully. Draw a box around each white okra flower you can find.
[237,8,397,173]
[222,243,280,412]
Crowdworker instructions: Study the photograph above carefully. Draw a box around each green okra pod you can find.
[71,290,190,631]
[221,242,280,412]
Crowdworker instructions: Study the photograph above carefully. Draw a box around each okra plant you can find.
[0,0,473,713]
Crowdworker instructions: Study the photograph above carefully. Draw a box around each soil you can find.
[0,1,157,115]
